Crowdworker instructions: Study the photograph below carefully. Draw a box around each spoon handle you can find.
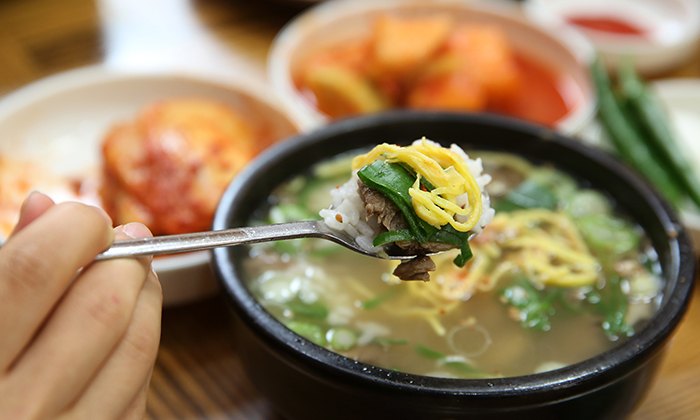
[95,220,324,261]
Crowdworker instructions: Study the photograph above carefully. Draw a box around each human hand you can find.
[0,192,162,420]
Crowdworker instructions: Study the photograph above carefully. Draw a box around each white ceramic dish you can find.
[652,78,700,252]
[268,0,596,135]
[525,0,700,75]
[0,66,298,305]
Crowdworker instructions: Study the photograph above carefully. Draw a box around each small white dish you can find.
[652,78,700,252]
[268,0,596,135]
[525,0,700,75]
[0,66,298,305]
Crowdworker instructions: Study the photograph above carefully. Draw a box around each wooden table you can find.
[1,0,699,418]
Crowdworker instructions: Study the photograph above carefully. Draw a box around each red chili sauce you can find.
[567,15,647,37]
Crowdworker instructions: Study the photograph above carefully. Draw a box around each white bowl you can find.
[652,78,700,253]
[268,0,596,135]
[525,0,700,75]
[0,66,298,305]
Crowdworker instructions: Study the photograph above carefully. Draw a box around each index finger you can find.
[8,191,55,236]
[0,201,114,372]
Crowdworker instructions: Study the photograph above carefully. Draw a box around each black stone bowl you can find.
[212,112,695,420]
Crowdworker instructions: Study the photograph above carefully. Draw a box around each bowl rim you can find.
[213,111,695,403]
[267,0,597,135]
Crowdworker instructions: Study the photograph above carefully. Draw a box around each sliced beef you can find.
[357,179,461,281]
[393,255,436,281]
[358,180,407,231]
[395,240,457,254]
[358,179,459,254]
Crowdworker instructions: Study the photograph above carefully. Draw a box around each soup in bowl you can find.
[212,112,694,420]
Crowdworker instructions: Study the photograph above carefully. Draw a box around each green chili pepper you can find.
[591,58,683,205]
[619,60,700,210]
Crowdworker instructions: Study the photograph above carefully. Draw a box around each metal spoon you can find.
[95,220,420,261]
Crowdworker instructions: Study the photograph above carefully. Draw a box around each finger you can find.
[118,377,151,420]
[9,191,56,236]
[0,202,114,371]
[2,223,152,419]
[66,267,161,420]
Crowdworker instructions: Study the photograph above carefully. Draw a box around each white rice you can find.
[319,174,385,253]
[319,139,495,252]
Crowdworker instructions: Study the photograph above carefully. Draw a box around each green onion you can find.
[415,344,446,360]
[576,213,640,256]
[286,321,327,346]
[313,154,354,179]
[453,239,473,268]
[443,361,481,375]
[269,203,315,224]
[415,344,488,378]
[286,299,329,320]
[326,327,358,351]
[500,276,557,331]
[591,275,633,339]
[372,337,409,348]
[493,180,558,213]
[362,289,399,310]
[565,190,612,218]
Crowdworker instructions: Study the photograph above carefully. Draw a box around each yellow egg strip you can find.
[351,143,401,168]
[352,140,483,232]
[504,237,597,266]
[491,210,600,287]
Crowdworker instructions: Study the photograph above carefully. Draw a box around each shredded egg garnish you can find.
[487,209,599,287]
[352,139,482,232]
